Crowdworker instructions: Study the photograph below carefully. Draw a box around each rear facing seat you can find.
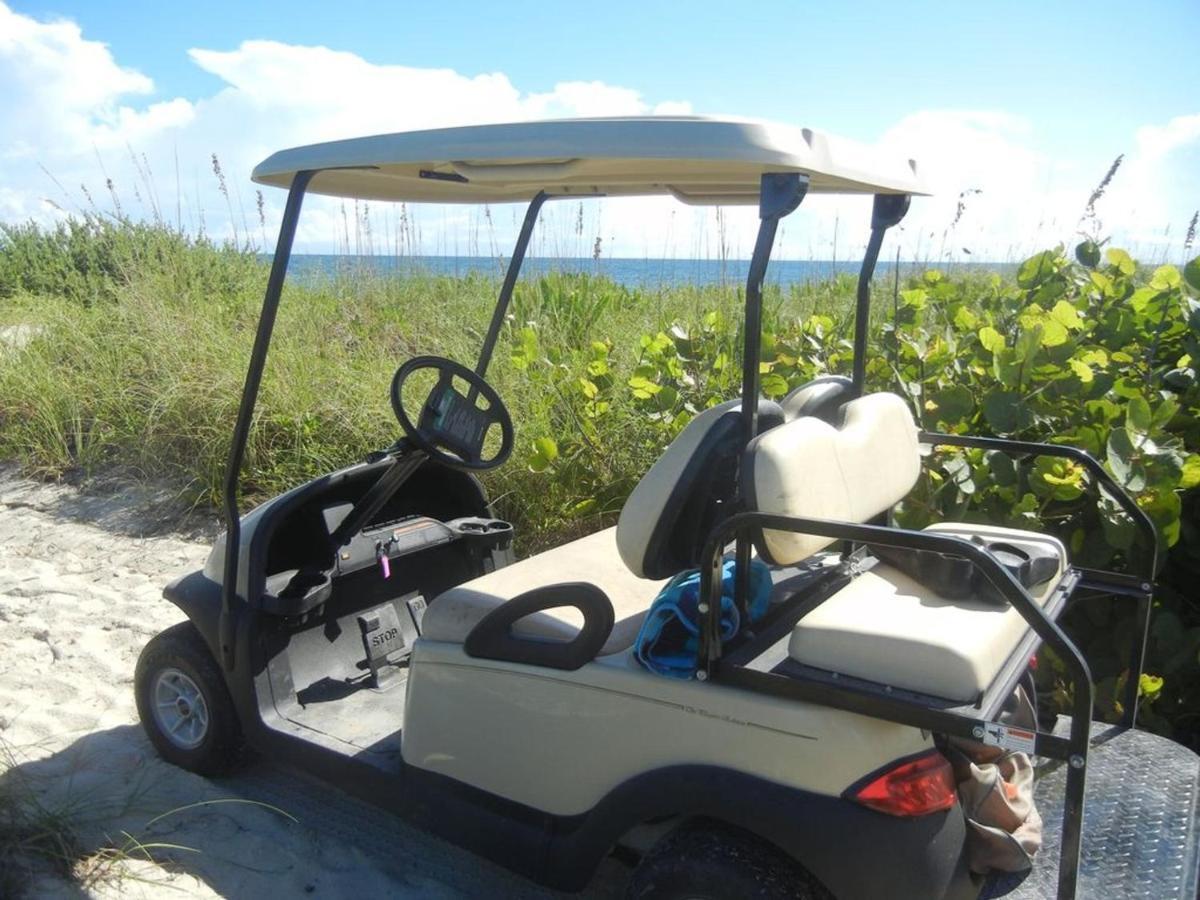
[745,392,1067,702]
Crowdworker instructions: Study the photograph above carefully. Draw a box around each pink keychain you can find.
[379,553,391,579]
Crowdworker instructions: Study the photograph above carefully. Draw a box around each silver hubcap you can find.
[151,667,210,750]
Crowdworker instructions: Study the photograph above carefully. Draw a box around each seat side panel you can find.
[401,641,931,817]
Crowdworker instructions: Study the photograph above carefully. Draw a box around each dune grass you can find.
[0,218,862,546]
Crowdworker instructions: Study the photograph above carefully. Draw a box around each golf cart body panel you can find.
[251,116,927,204]
[402,641,933,816]
[132,116,1200,900]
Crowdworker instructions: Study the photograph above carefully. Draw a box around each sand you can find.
[0,467,624,898]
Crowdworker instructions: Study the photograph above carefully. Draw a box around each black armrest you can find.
[463,583,614,671]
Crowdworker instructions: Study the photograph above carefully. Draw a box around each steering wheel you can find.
[390,356,514,471]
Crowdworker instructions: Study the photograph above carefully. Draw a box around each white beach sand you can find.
[0,468,624,898]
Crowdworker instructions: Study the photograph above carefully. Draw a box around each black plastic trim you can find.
[463,583,614,670]
[779,374,854,422]
[163,570,224,661]
[546,765,974,898]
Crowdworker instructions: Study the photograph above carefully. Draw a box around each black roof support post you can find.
[713,173,807,659]
[219,170,314,672]
[851,193,910,396]
[739,172,809,447]
[475,191,549,378]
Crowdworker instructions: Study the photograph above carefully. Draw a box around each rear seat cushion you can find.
[746,392,921,564]
[787,524,1068,702]
[422,527,666,656]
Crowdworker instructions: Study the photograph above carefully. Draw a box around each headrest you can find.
[617,399,783,579]
[745,392,921,565]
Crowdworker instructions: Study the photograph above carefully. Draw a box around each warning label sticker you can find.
[980,722,1038,754]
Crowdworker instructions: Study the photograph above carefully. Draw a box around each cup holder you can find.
[262,567,333,616]
[448,517,514,550]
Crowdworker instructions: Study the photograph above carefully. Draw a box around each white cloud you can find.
[0,0,1195,264]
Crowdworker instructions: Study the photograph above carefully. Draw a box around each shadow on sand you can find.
[0,723,627,899]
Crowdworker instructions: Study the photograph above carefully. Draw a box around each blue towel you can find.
[634,559,772,679]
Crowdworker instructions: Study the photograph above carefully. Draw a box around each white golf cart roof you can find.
[251,116,926,205]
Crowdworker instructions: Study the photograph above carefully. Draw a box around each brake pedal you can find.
[357,600,417,690]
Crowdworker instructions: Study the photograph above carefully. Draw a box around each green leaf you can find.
[953,306,978,330]
[986,450,1018,486]
[978,326,1006,354]
[1018,250,1057,288]
[1151,398,1180,430]
[943,454,976,495]
[1106,427,1146,491]
[1184,255,1200,292]
[1050,299,1084,331]
[1038,318,1069,347]
[992,348,1023,388]
[1181,455,1200,490]
[1126,396,1152,434]
[527,437,558,473]
[931,384,975,423]
[1075,240,1102,268]
[760,373,789,398]
[1150,265,1182,290]
[1031,456,1086,501]
[1129,287,1160,315]
[983,390,1031,433]
[1106,247,1136,275]
[1014,325,1043,363]
[568,498,598,517]
[1068,358,1094,383]
[627,375,662,399]
[1139,673,1164,700]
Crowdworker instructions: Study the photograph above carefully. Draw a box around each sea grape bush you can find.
[522,246,1200,743]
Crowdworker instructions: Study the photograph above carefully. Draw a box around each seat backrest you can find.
[617,399,783,579]
[744,392,921,565]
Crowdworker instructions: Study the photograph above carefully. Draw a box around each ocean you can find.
[283,255,1006,289]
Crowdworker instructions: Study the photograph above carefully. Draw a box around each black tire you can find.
[134,621,244,775]
[626,820,832,900]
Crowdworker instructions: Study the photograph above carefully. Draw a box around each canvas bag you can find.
[946,685,1044,874]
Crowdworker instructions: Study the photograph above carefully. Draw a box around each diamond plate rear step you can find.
[982,719,1200,899]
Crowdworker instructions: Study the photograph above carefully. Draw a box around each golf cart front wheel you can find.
[135,622,244,775]
[626,821,831,900]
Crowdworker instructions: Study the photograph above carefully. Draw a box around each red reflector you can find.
[853,751,957,817]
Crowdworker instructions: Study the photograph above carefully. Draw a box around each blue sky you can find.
[3,0,1199,259]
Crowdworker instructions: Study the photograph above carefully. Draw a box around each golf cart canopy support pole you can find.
[851,193,911,395]
[732,172,808,619]
[740,173,809,445]
[475,191,549,378]
[219,169,313,671]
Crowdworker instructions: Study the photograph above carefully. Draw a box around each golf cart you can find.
[135,118,1200,899]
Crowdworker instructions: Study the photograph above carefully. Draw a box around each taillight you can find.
[851,750,957,817]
